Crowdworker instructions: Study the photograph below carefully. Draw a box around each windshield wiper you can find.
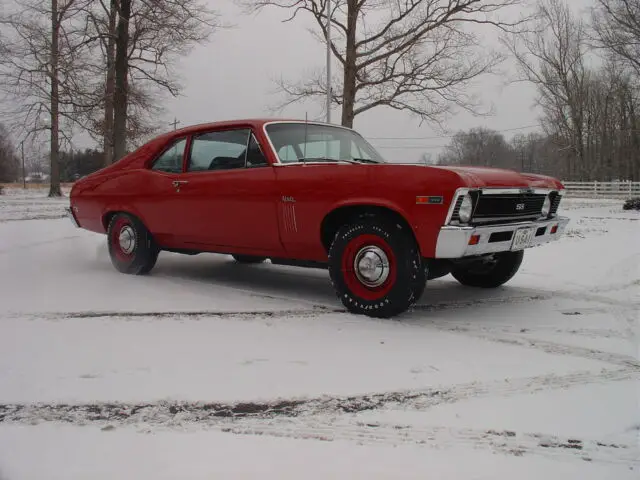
[299,157,361,164]
[352,157,382,164]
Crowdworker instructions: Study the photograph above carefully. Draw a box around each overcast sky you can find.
[47,0,593,161]
[156,0,596,162]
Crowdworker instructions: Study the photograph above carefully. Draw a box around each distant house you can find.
[25,172,50,183]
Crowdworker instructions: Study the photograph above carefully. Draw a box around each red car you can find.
[67,119,569,317]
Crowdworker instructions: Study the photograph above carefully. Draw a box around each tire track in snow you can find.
[1,367,635,426]
[3,308,339,322]
[411,293,553,312]
[220,421,638,466]
[433,323,640,369]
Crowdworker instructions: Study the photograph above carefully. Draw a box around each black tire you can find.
[451,250,524,288]
[107,213,159,275]
[410,262,428,303]
[328,218,424,318]
[232,254,267,264]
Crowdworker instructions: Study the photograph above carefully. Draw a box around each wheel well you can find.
[102,210,135,231]
[102,211,119,231]
[320,205,418,253]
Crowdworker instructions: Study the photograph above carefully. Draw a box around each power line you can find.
[366,124,540,140]
[374,145,449,149]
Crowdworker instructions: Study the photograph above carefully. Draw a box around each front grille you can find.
[449,189,562,225]
[471,192,548,225]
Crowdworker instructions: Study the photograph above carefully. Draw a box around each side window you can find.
[277,145,299,162]
[246,134,268,167]
[351,141,372,160]
[188,129,250,172]
[151,138,187,173]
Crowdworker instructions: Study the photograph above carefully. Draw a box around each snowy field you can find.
[0,186,638,479]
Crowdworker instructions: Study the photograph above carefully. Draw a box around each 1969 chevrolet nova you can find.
[67,119,569,317]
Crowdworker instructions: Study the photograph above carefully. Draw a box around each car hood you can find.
[427,165,564,190]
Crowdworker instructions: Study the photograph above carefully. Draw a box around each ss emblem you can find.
[515,203,525,211]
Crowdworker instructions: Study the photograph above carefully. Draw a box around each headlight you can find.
[541,195,551,217]
[458,194,473,223]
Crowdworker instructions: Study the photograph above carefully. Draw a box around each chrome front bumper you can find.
[434,216,570,258]
[65,207,79,228]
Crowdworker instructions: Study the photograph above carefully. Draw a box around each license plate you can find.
[511,227,535,250]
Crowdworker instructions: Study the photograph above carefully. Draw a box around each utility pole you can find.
[169,117,180,130]
[325,0,331,124]
[21,140,25,189]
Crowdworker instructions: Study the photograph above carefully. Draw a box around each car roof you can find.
[168,118,350,137]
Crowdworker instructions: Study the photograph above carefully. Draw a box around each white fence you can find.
[562,181,640,198]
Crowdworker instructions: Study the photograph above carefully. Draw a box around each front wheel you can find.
[107,213,159,275]
[328,219,424,318]
[451,250,524,288]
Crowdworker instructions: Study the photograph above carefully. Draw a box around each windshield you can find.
[264,122,386,164]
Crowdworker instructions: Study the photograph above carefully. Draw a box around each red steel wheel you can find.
[107,212,159,275]
[109,216,136,264]
[341,234,397,301]
[328,218,424,318]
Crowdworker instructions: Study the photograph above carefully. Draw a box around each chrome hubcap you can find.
[118,226,136,254]
[353,246,390,287]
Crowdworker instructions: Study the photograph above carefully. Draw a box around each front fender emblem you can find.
[416,196,443,205]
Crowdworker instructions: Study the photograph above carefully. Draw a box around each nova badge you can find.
[282,196,296,203]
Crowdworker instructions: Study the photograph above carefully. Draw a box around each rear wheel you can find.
[451,250,524,288]
[328,218,424,318]
[107,213,159,275]
[232,254,267,264]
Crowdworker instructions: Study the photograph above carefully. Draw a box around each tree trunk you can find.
[340,0,358,128]
[112,0,131,162]
[48,0,62,197]
[103,0,117,166]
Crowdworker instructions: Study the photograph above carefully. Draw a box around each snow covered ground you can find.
[0,186,638,479]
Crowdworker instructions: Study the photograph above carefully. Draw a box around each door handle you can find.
[172,180,188,192]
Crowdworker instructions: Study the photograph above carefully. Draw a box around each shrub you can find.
[622,197,640,210]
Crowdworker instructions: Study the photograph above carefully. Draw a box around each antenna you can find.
[303,112,308,164]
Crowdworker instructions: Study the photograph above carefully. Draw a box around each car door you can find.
[134,136,192,248]
[171,128,284,254]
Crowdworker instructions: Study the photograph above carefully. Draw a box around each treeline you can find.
[439,0,640,181]
[0,0,219,196]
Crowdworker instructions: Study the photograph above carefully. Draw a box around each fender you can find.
[100,202,147,232]
[320,197,421,255]
[325,197,415,225]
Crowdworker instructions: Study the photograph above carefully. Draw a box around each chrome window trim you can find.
[243,130,252,168]
[262,120,380,166]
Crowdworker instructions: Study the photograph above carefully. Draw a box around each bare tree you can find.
[504,0,590,180]
[592,0,640,77]
[242,0,528,128]
[0,123,20,182]
[437,127,513,168]
[0,0,93,196]
[79,0,220,164]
